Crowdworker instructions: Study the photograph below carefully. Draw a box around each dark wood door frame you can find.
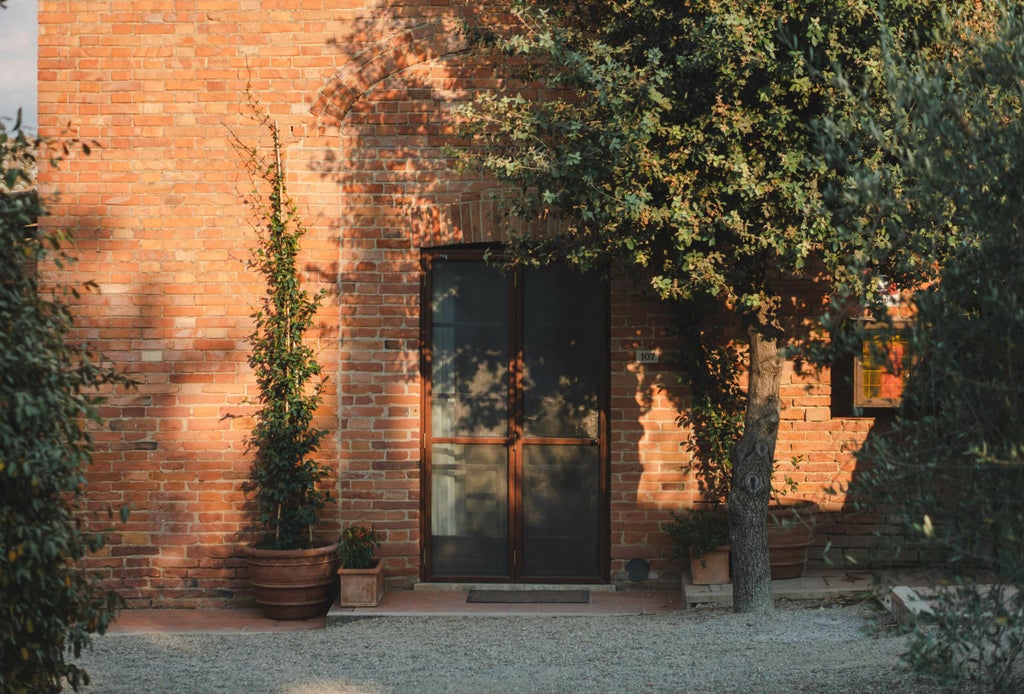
[419,246,610,583]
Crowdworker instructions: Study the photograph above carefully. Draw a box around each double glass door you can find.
[422,249,608,582]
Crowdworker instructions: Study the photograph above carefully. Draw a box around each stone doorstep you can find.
[325,585,678,626]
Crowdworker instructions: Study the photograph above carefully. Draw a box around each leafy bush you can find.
[337,525,380,569]
[664,508,730,560]
[835,4,1024,689]
[1,115,130,692]
[905,583,1024,691]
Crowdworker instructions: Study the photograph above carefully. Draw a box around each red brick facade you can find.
[40,0,882,607]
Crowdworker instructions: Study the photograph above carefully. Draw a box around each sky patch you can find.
[0,0,38,132]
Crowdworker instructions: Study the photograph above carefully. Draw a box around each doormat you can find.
[466,590,590,604]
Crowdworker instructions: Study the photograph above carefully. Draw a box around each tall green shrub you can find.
[829,3,1024,689]
[230,100,328,551]
[1,115,130,692]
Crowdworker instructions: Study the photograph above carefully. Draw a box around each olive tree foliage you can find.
[1,115,131,692]
[456,0,964,612]
[832,5,1024,689]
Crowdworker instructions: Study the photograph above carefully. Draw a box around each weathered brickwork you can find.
[40,0,886,607]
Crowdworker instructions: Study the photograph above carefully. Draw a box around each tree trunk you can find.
[728,325,783,613]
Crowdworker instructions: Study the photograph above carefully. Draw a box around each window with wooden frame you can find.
[853,322,911,408]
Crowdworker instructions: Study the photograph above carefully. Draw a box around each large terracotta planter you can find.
[767,499,819,580]
[690,545,731,585]
[244,543,337,620]
[337,559,385,607]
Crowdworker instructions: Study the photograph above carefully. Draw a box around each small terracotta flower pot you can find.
[337,559,385,607]
[690,545,731,585]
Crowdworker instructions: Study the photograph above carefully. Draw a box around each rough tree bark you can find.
[728,324,783,613]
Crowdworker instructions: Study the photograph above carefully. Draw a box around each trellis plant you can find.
[230,96,328,550]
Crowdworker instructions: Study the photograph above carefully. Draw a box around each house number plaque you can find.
[635,350,659,364]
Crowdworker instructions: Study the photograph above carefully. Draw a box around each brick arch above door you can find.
[311,19,470,128]
[308,17,514,248]
[408,200,507,249]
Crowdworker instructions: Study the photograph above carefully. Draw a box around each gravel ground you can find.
[75,601,936,693]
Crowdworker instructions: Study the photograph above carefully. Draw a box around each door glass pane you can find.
[522,266,603,439]
[521,444,600,577]
[430,261,509,438]
[431,443,508,576]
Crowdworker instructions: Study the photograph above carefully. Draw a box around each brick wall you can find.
[40,0,887,607]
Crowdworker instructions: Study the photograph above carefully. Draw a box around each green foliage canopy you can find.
[459,0,958,325]
[457,0,972,612]
[838,4,1024,688]
[1,115,130,692]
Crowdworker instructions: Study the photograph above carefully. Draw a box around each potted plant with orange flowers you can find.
[337,525,384,607]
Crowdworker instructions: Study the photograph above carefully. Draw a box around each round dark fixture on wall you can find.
[625,558,650,582]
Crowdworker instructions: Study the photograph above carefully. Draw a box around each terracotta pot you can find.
[244,543,337,620]
[337,559,385,607]
[767,499,819,580]
[690,545,731,585]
